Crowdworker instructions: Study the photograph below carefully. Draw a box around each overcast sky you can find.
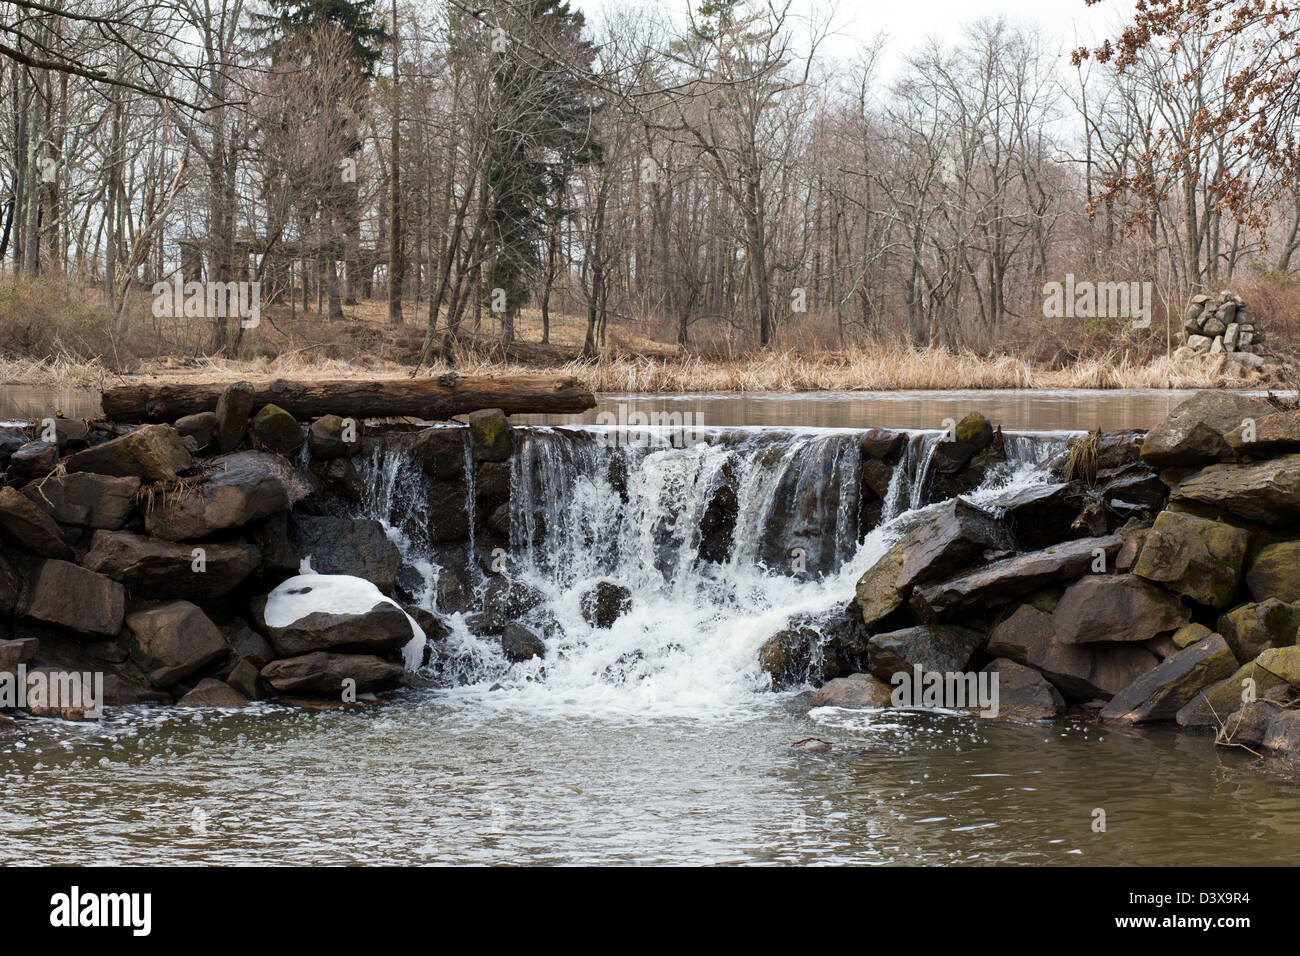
[575,0,1140,76]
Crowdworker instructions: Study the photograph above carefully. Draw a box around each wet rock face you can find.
[501,623,546,662]
[67,424,194,482]
[581,581,632,629]
[760,610,869,689]
[287,514,402,593]
[866,625,986,682]
[465,408,512,462]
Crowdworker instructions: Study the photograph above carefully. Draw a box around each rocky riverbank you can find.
[4,384,1300,772]
[777,392,1300,766]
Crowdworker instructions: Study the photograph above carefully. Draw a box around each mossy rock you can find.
[248,404,305,456]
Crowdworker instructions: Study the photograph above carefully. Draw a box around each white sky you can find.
[575,0,1139,77]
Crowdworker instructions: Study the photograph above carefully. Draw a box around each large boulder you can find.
[0,486,72,559]
[82,530,260,600]
[144,451,290,540]
[1261,710,1300,755]
[66,424,194,481]
[286,514,402,593]
[1131,510,1248,608]
[809,672,895,708]
[410,427,467,481]
[1245,541,1300,602]
[982,658,1064,720]
[854,498,1010,626]
[1099,634,1238,724]
[866,625,985,682]
[18,559,124,637]
[1255,645,1300,686]
[1052,574,1190,644]
[250,573,422,657]
[1140,392,1274,467]
[247,404,305,456]
[1000,482,1090,550]
[259,651,403,695]
[986,604,1158,700]
[911,535,1123,622]
[22,473,140,529]
[214,381,257,453]
[1230,410,1300,457]
[1217,599,1300,661]
[126,601,229,687]
[1171,455,1300,523]
[0,553,19,616]
[759,610,869,688]
[1176,657,1291,727]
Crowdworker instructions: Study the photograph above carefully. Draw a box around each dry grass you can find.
[0,272,1290,393]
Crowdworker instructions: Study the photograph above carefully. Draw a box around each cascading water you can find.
[353,424,1069,717]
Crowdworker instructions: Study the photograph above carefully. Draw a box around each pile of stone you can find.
[0,380,519,718]
[781,392,1300,763]
[1179,290,1266,368]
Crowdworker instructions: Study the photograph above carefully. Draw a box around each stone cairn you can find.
[1178,290,1266,369]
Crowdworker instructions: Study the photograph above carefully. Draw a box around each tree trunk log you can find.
[101,374,597,423]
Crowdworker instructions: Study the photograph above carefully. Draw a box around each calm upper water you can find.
[2,383,1298,866]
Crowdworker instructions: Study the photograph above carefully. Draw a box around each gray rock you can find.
[1140,392,1273,467]
[144,451,290,540]
[126,600,229,687]
[308,414,361,459]
[1053,574,1190,644]
[259,651,403,696]
[66,424,194,481]
[1246,540,1300,602]
[1099,634,1238,724]
[82,530,260,600]
[287,514,402,593]
[247,404,305,456]
[580,581,632,629]
[176,678,249,708]
[1217,599,1300,661]
[982,658,1064,719]
[501,623,545,662]
[1171,455,1300,523]
[1261,710,1300,755]
[986,603,1158,700]
[1216,700,1282,749]
[21,473,140,529]
[866,625,985,682]
[0,486,72,559]
[250,590,416,657]
[174,412,219,451]
[911,535,1123,622]
[19,559,124,637]
[809,672,895,708]
[1131,510,1248,608]
[7,440,58,484]
[215,381,257,453]
[464,408,512,462]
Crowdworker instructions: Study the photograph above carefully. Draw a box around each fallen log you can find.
[101,374,597,423]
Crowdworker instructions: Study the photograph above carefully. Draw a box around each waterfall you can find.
[353,424,1068,715]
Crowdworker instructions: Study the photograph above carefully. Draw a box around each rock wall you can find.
[817,391,1300,762]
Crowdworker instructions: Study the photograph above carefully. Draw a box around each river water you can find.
[2,388,1298,865]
